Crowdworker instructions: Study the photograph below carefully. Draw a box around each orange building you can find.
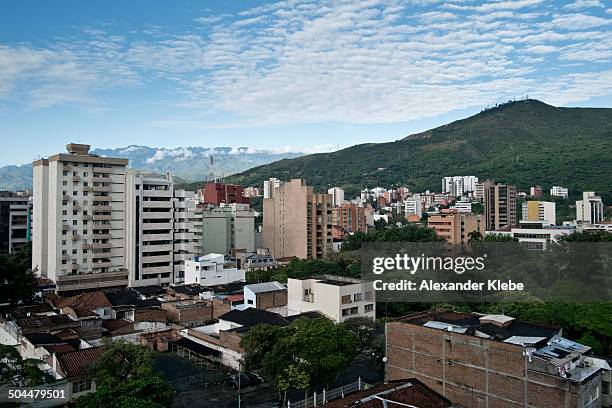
[427,209,484,245]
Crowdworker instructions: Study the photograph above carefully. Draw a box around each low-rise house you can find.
[184,253,245,286]
[181,308,322,369]
[287,275,376,323]
[161,299,213,327]
[322,379,453,408]
[243,281,287,314]
[52,347,105,400]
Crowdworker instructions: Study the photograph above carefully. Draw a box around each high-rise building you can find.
[327,187,345,206]
[576,191,604,224]
[201,182,249,205]
[125,172,175,287]
[482,181,517,231]
[522,201,556,225]
[442,176,478,197]
[201,203,255,255]
[173,189,200,284]
[32,144,128,294]
[0,192,32,254]
[263,179,332,259]
[403,195,423,219]
[332,202,369,233]
[263,178,282,199]
[427,209,484,245]
[529,185,543,197]
[550,185,569,198]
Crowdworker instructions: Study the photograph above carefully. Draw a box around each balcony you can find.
[72,176,81,182]
[92,233,112,239]
[93,214,112,221]
[92,205,112,211]
[92,261,113,268]
[56,270,128,291]
[92,195,111,202]
[92,185,111,192]
[71,233,80,241]
[92,166,113,173]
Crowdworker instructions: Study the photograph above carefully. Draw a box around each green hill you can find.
[196,100,612,202]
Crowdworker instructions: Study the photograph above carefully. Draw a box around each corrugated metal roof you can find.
[245,281,285,293]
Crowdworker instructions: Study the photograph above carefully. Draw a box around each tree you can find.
[559,230,612,242]
[0,345,53,387]
[240,324,285,370]
[467,231,483,242]
[277,365,310,405]
[0,243,37,305]
[76,341,173,408]
[342,317,377,351]
[241,317,360,398]
[341,224,444,251]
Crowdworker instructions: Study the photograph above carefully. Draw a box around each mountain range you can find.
[223,100,612,202]
[0,146,303,191]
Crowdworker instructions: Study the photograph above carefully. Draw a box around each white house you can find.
[184,254,245,286]
[287,275,376,323]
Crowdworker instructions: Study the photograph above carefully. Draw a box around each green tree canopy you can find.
[0,345,54,387]
[76,341,173,408]
[0,243,37,306]
[241,317,360,393]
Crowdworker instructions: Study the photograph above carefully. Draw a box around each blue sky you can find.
[1,0,611,166]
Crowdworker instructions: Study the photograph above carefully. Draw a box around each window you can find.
[341,308,350,317]
[353,293,362,302]
[341,295,352,304]
[364,304,374,313]
[364,291,373,300]
[72,379,92,394]
[603,381,610,396]
[349,307,359,315]
[247,299,254,305]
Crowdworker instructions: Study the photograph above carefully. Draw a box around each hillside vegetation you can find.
[220,100,612,202]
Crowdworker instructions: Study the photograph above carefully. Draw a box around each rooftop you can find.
[56,347,105,380]
[322,379,452,408]
[399,311,559,344]
[245,281,285,294]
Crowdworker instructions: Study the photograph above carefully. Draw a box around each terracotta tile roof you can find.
[322,380,452,408]
[56,291,112,310]
[102,318,133,333]
[56,347,105,380]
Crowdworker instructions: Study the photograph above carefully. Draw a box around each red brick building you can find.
[202,182,249,205]
[386,311,609,408]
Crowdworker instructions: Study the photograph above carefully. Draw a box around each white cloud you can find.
[563,0,604,11]
[146,148,196,163]
[0,0,610,122]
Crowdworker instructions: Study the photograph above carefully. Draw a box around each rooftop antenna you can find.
[208,155,215,183]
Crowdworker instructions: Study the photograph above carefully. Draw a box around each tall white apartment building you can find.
[263,178,282,199]
[125,172,175,287]
[173,189,200,284]
[576,191,604,225]
[404,195,423,219]
[453,199,473,214]
[442,176,478,197]
[550,186,569,199]
[32,144,128,294]
[521,201,556,226]
[522,201,556,226]
[327,187,345,206]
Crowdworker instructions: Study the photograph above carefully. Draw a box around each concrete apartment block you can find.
[32,144,128,294]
